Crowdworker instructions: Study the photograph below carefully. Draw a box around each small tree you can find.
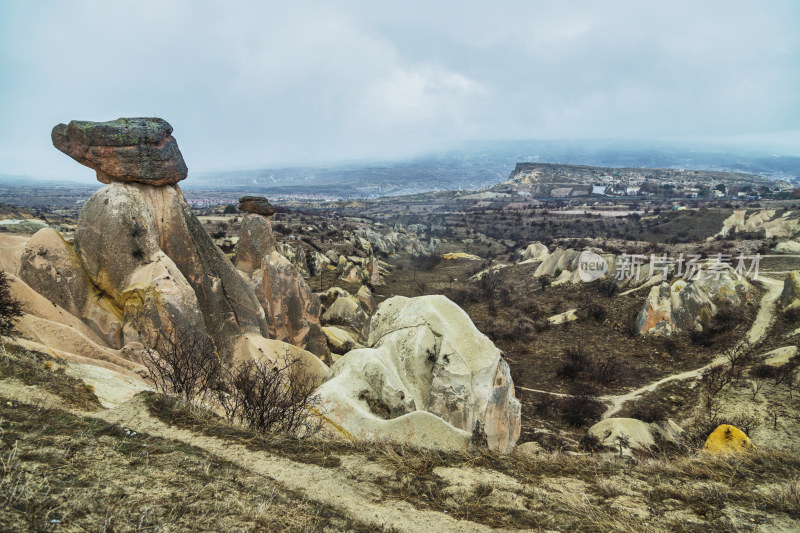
[0,271,23,337]
[141,324,222,401]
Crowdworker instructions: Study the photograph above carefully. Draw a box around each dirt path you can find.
[0,379,500,533]
[600,277,784,419]
[96,397,499,533]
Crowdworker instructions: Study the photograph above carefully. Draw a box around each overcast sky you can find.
[1,0,798,181]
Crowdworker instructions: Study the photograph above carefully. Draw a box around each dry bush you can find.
[560,382,604,428]
[0,271,23,336]
[410,252,441,273]
[629,403,668,423]
[221,353,324,438]
[141,325,222,401]
[556,346,620,387]
[596,279,619,298]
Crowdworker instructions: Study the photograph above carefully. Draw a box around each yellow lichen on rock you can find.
[704,424,755,454]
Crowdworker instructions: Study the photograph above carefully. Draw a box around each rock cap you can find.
[52,117,188,186]
[238,196,276,217]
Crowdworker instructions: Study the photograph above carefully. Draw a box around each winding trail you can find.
[599,277,784,419]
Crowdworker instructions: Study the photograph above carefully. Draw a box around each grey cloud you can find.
[0,0,798,182]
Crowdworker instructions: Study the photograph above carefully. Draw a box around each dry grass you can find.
[145,390,800,531]
[0,397,387,532]
[0,343,103,411]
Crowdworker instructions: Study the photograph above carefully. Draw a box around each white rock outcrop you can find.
[589,418,683,455]
[316,295,521,452]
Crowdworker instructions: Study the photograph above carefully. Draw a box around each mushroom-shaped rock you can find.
[235,214,278,274]
[238,196,276,217]
[704,424,754,454]
[316,295,521,452]
[52,118,187,185]
[75,182,268,357]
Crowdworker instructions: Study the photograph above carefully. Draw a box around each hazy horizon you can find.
[1,1,798,183]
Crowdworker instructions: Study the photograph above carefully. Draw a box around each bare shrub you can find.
[629,403,667,423]
[723,342,753,371]
[596,279,619,298]
[711,302,748,333]
[593,356,621,387]
[560,382,604,428]
[141,325,222,401]
[556,346,619,387]
[701,364,733,398]
[0,271,23,337]
[583,302,607,322]
[556,346,591,382]
[222,353,323,438]
[410,253,441,276]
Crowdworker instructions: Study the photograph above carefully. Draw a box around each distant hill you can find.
[185,140,800,199]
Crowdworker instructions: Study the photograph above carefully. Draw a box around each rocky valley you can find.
[0,118,799,532]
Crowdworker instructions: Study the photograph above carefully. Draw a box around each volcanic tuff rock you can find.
[250,251,329,358]
[277,242,311,278]
[780,271,800,311]
[717,209,799,240]
[51,118,187,186]
[235,214,329,359]
[589,418,683,456]
[516,242,652,287]
[18,227,124,348]
[45,118,280,360]
[238,196,276,217]
[321,293,370,335]
[316,295,521,452]
[635,270,752,335]
[76,183,268,355]
[235,213,278,274]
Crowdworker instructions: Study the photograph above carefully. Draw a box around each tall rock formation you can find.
[235,199,329,360]
[49,118,270,358]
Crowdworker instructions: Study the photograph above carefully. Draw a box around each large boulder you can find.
[518,242,549,262]
[52,118,187,186]
[316,295,521,452]
[238,196,276,217]
[704,424,755,454]
[232,334,329,387]
[321,293,369,334]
